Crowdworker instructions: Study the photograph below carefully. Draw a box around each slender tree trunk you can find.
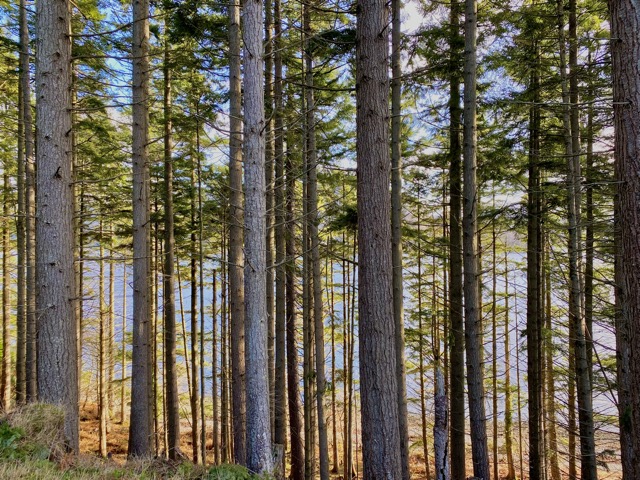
[228,0,246,463]
[1,173,10,410]
[303,5,329,478]
[448,1,465,477]
[558,2,597,477]
[16,0,31,406]
[128,0,152,456]
[212,273,219,464]
[462,0,490,476]
[120,265,128,425]
[99,223,108,457]
[221,245,230,463]
[544,241,561,480]
[163,39,181,460]
[503,254,516,480]
[356,1,402,477]
[526,39,543,480]
[243,0,274,471]
[610,1,640,477]
[491,215,498,480]
[264,1,276,438]
[391,1,410,477]
[35,0,79,451]
[273,0,287,460]
[190,139,202,464]
[286,125,305,480]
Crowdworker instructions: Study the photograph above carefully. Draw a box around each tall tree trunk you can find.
[503,253,516,480]
[356,1,402,477]
[462,0,490,476]
[243,0,273,471]
[212,273,219,464]
[35,0,79,451]
[559,2,597,477]
[163,39,181,460]
[128,0,152,456]
[1,172,10,410]
[190,137,202,464]
[391,1,410,477]
[491,213,499,480]
[264,1,276,437]
[610,0,640,477]
[286,117,305,480]
[448,1,465,477]
[526,38,543,480]
[99,223,108,457]
[304,5,330,478]
[120,265,128,425]
[273,0,287,460]
[228,0,246,463]
[544,240,561,480]
[16,0,30,406]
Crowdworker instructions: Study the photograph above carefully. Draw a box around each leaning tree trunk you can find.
[35,0,79,452]
[128,0,152,457]
[610,1,640,478]
[243,0,273,472]
[356,1,402,478]
[462,0,490,477]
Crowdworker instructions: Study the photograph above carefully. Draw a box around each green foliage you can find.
[206,464,252,479]
[0,421,23,459]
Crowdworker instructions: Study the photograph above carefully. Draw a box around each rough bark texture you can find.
[228,0,246,464]
[391,1,410,478]
[128,0,152,456]
[35,0,79,452]
[462,0,490,477]
[243,0,273,472]
[610,1,640,477]
[434,366,449,480]
[356,1,402,478]
[163,41,181,460]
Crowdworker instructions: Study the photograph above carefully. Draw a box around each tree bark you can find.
[447,1,465,477]
[243,0,274,471]
[391,1,410,477]
[163,38,181,460]
[462,0,490,476]
[128,0,152,456]
[228,0,246,463]
[610,1,640,477]
[356,1,402,477]
[35,0,79,452]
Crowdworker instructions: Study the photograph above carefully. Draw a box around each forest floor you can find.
[0,403,625,479]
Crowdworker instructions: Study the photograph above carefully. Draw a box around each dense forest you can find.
[0,0,639,479]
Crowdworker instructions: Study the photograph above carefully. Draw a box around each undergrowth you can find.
[0,404,272,479]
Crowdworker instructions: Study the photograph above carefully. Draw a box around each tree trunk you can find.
[286,114,305,480]
[503,253,516,480]
[243,0,273,471]
[35,0,79,451]
[610,1,640,477]
[391,1,410,477]
[304,5,330,478]
[448,1,465,477]
[273,0,287,461]
[228,0,246,463]
[128,0,152,456]
[163,38,181,460]
[462,0,490,476]
[1,172,11,410]
[99,223,108,457]
[190,137,201,465]
[356,1,402,477]
[526,38,543,480]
